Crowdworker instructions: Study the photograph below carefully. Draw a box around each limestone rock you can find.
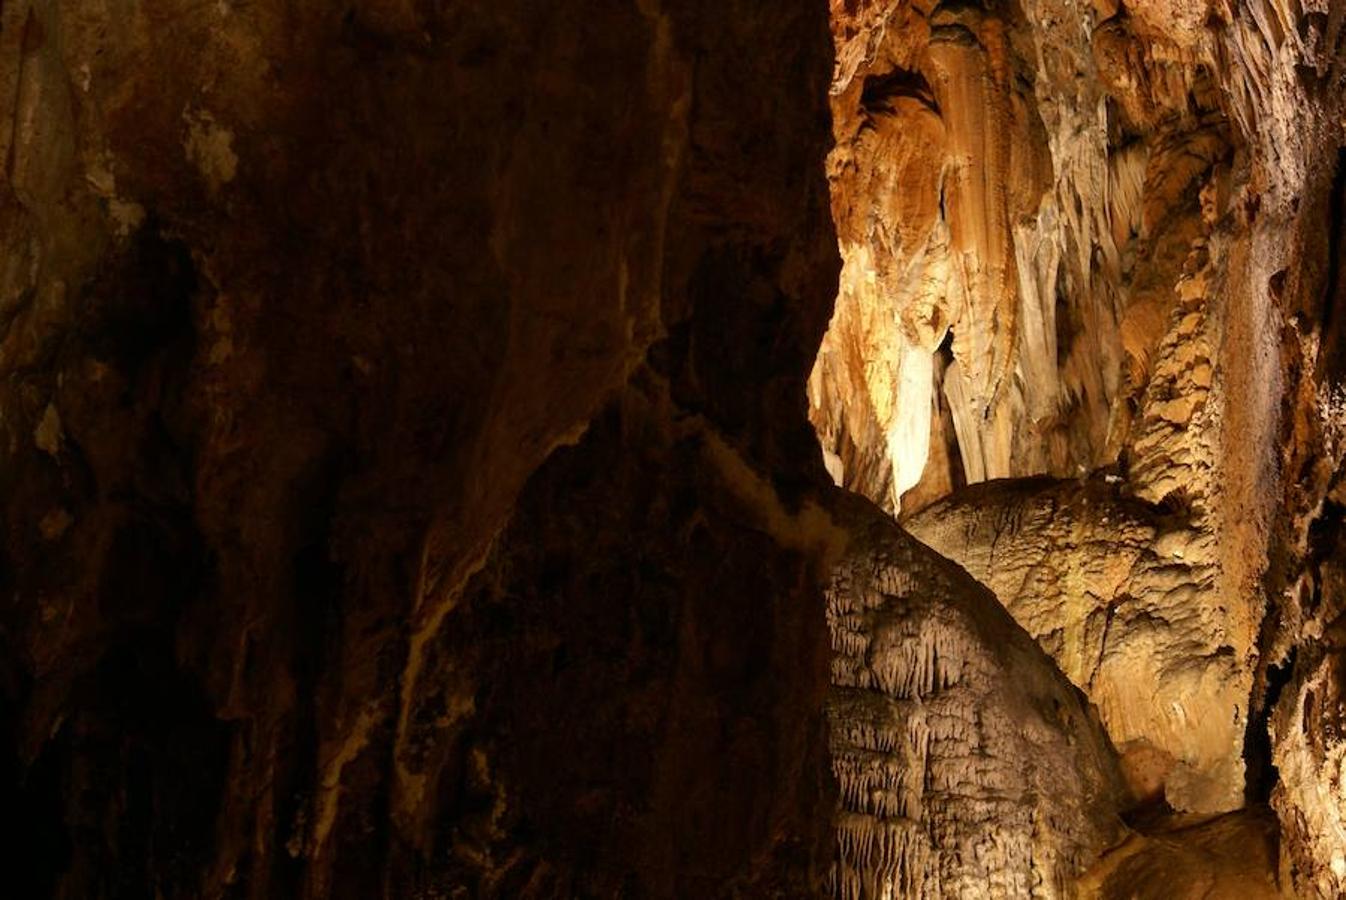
[1,0,1344,894]
[826,494,1127,898]
[816,0,1346,889]
[1266,387,1346,897]
[906,477,1246,813]
[1271,643,1346,898]
[1077,808,1283,899]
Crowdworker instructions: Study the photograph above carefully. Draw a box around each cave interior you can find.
[0,0,1344,898]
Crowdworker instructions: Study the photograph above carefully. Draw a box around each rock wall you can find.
[813,0,1265,515]
[0,1,844,896]
[3,0,1343,895]
[1260,92,1346,900]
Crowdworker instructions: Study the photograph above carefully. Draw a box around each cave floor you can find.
[1079,806,1285,899]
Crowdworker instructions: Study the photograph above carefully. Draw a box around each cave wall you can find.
[815,0,1346,887]
[814,0,1346,572]
[0,1,844,896]
[1262,131,1346,899]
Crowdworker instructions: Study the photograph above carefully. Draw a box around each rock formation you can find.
[1,0,1344,896]
[1076,807,1284,899]
[815,0,1346,892]
[826,493,1127,898]
[0,0,845,896]
[1262,183,1346,897]
[906,477,1243,812]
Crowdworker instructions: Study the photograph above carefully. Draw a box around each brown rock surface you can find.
[0,0,843,896]
[2,0,1344,895]
[1078,807,1284,899]
[1262,145,1346,899]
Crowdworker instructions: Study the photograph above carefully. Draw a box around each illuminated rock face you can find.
[825,494,1127,899]
[817,0,1346,886]
[902,244,1253,814]
[2,0,1344,896]
[815,0,1276,521]
[815,0,1122,513]
[906,478,1244,813]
